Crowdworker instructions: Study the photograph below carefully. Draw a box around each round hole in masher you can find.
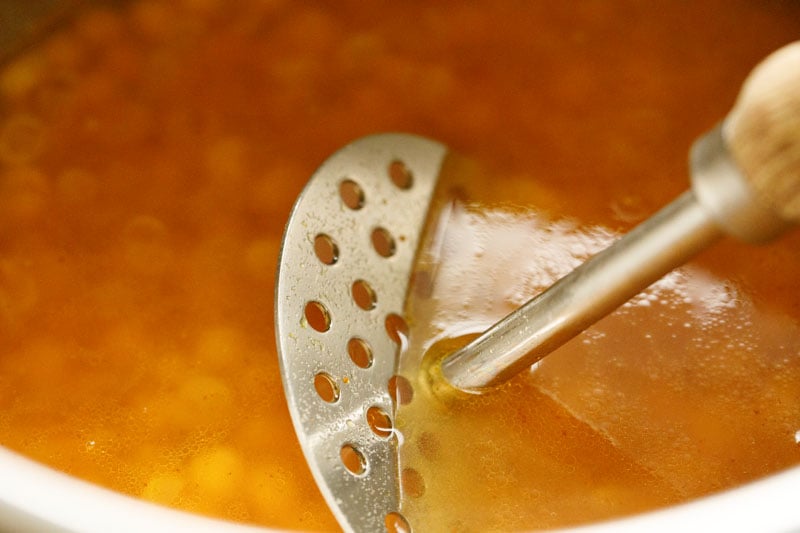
[314,372,340,403]
[347,337,373,369]
[340,178,365,210]
[304,300,331,332]
[388,159,413,190]
[371,227,396,258]
[366,405,393,438]
[340,443,367,476]
[388,374,414,406]
[401,467,426,499]
[385,313,408,344]
[352,279,377,310]
[314,233,339,265]
[385,511,412,533]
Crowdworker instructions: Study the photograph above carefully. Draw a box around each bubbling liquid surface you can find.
[0,0,799,531]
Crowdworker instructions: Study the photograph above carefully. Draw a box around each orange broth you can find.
[0,0,799,531]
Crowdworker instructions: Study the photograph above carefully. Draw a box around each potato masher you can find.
[275,42,800,532]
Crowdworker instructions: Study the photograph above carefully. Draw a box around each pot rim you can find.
[1,444,798,533]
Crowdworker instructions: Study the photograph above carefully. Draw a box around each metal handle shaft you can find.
[439,125,792,393]
[440,189,722,392]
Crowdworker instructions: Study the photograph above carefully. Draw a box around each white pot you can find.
[1,445,798,532]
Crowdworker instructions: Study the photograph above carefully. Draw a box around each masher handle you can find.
[438,41,800,393]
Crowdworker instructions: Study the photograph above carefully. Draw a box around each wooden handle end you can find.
[726,41,800,221]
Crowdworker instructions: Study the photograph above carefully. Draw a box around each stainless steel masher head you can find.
[275,42,800,532]
[275,134,447,532]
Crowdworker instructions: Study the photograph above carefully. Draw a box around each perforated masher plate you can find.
[275,134,447,532]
